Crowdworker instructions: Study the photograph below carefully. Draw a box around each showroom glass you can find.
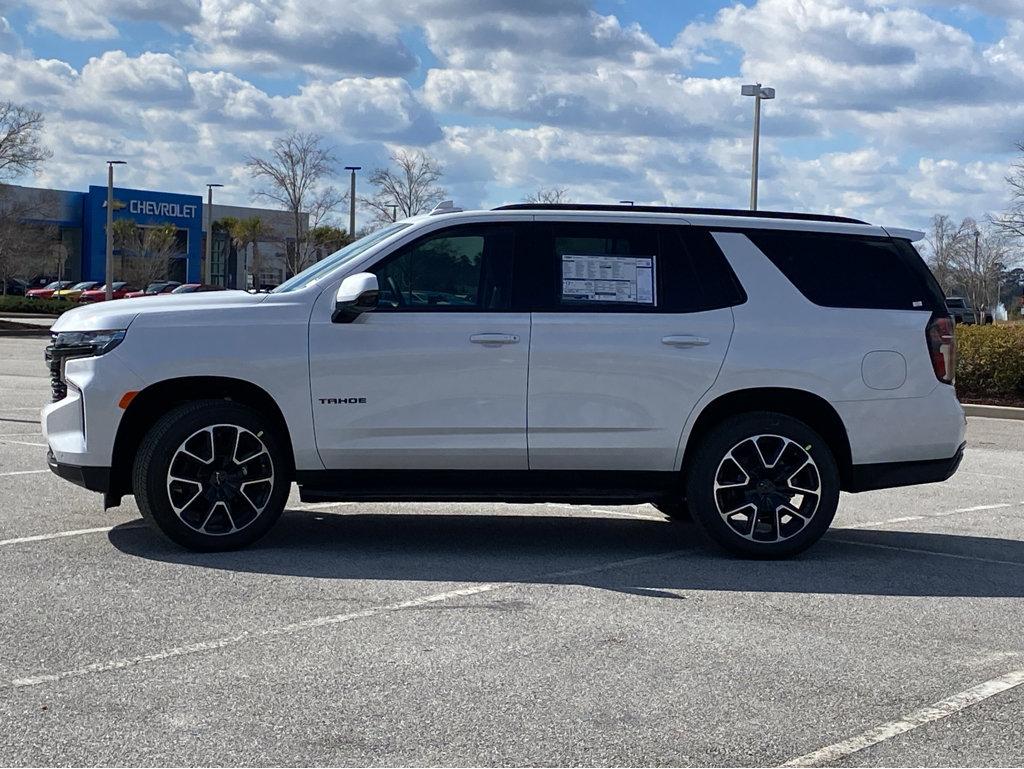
[371,226,514,311]
[273,221,412,293]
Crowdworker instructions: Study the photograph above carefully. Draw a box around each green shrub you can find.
[0,295,73,316]
[955,324,1024,401]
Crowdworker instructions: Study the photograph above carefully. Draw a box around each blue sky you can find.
[2,0,1023,231]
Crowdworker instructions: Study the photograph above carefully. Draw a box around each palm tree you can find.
[226,216,271,290]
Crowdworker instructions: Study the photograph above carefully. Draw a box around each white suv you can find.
[43,204,965,557]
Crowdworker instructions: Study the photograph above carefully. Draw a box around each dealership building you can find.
[2,183,306,289]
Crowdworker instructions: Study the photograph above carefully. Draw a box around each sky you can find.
[1,0,1023,231]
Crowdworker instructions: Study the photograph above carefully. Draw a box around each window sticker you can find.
[560,254,656,305]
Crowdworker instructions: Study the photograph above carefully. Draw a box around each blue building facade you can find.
[82,186,203,283]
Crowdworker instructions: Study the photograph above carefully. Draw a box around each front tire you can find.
[133,400,290,551]
[685,412,839,558]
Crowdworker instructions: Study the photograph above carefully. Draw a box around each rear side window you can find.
[529,222,745,313]
[745,230,946,312]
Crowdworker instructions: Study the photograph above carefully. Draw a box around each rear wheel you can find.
[685,412,839,558]
[133,400,290,551]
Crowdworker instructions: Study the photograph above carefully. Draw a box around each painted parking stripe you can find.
[3,549,684,690]
[0,438,47,447]
[949,502,1013,514]
[829,537,1024,567]
[0,524,143,547]
[0,469,48,477]
[780,669,1024,767]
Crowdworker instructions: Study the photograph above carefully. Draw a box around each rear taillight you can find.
[926,314,957,384]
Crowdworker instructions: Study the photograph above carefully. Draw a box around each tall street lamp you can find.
[741,83,775,211]
[205,183,224,285]
[104,160,127,301]
[345,166,361,239]
[387,204,398,222]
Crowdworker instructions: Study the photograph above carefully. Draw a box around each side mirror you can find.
[332,272,379,323]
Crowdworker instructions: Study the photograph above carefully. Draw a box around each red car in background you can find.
[78,282,135,303]
[170,283,227,294]
[123,281,182,298]
[25,280,73,299]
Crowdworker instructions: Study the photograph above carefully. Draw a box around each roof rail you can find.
[492,203,868,225]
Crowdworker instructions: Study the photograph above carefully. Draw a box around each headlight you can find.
[51,329,127,356]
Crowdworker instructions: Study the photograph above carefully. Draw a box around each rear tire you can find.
[685,412,839,558]
[133,400,290,551]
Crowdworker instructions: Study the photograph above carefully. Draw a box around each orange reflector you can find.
[118,391,139,409]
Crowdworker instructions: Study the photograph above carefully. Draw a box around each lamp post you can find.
[204,183,223,285]
[104,160,127,301]
[388,204,398,222]
[741,83,775,211]
[345,166,361,238]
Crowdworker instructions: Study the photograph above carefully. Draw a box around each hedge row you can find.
[0,295,74,315]
[956,323,1024,404]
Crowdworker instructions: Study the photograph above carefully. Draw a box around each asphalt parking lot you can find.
[1,333,1022,767]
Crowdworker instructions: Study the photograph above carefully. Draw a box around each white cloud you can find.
[19,0,199,40]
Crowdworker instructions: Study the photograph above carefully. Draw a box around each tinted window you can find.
[745,230,946,312]
[371,225,515,311]
[661,227,747,312]
[532,222,745,313]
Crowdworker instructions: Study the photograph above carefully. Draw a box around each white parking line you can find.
[0,469,48,477]
[0,524,144,547]
[949,502,1014,514]
[0,438,47,447]
[3,549,684,690]
[780,669,1024,767]
[829,537,1024,567]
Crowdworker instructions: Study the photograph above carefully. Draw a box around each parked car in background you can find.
[26,280,74,299]
[51,281,101,302]
[945,296,993,324]
[78,282,134,303]
[2,278,28,296]
[25,275,58,291]
[170,283,227,294]
[124,281,182,298]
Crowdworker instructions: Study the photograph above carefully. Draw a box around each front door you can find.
[309,222,530,470]
[526,221,738,471]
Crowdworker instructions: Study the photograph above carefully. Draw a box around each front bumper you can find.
[47,450,111,493]
[845,441,966,493]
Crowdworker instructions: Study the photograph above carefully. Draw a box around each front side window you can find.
[371,225,514,311]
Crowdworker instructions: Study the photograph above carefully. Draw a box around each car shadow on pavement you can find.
[108,509,1024,599]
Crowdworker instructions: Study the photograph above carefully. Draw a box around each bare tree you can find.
[925,214,970,294]
[945,219,1010,322]
[113,220,180,288]
[246,131,344,277]
[0,186,59,293]
[0,102,52,182]
[993,140,1024,241]
[525,186,571,204]
[361,149,446,227]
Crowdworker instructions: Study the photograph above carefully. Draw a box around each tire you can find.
[133,400,290,551]
[685,412,839,558]
[654,499,691,522]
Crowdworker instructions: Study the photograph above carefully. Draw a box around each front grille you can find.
[44,337,94,402]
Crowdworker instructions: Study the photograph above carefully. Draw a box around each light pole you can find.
[741,83,775,210]
[204,183,223,285]
[104,160,127,301]
[388,204,398,222]
[345,166,361,238]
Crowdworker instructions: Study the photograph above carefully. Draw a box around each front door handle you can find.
[470,333,520,345]
[662,335,710,347]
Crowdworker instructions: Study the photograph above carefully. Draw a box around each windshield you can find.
[273,222,412,293]
[72,281,96,289]
[145,282,165,293]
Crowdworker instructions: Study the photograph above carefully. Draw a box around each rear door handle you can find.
[470,333,520,345]
[662,335,710,347]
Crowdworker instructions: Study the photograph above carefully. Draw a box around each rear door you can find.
[526,221,740,470]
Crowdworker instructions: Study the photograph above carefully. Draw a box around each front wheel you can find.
[133,400,290,551]
[685,412,839,558]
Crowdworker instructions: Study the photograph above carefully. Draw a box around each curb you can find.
[0,328,51,337]
[0,313,62,320]
[963,403,1024,420]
